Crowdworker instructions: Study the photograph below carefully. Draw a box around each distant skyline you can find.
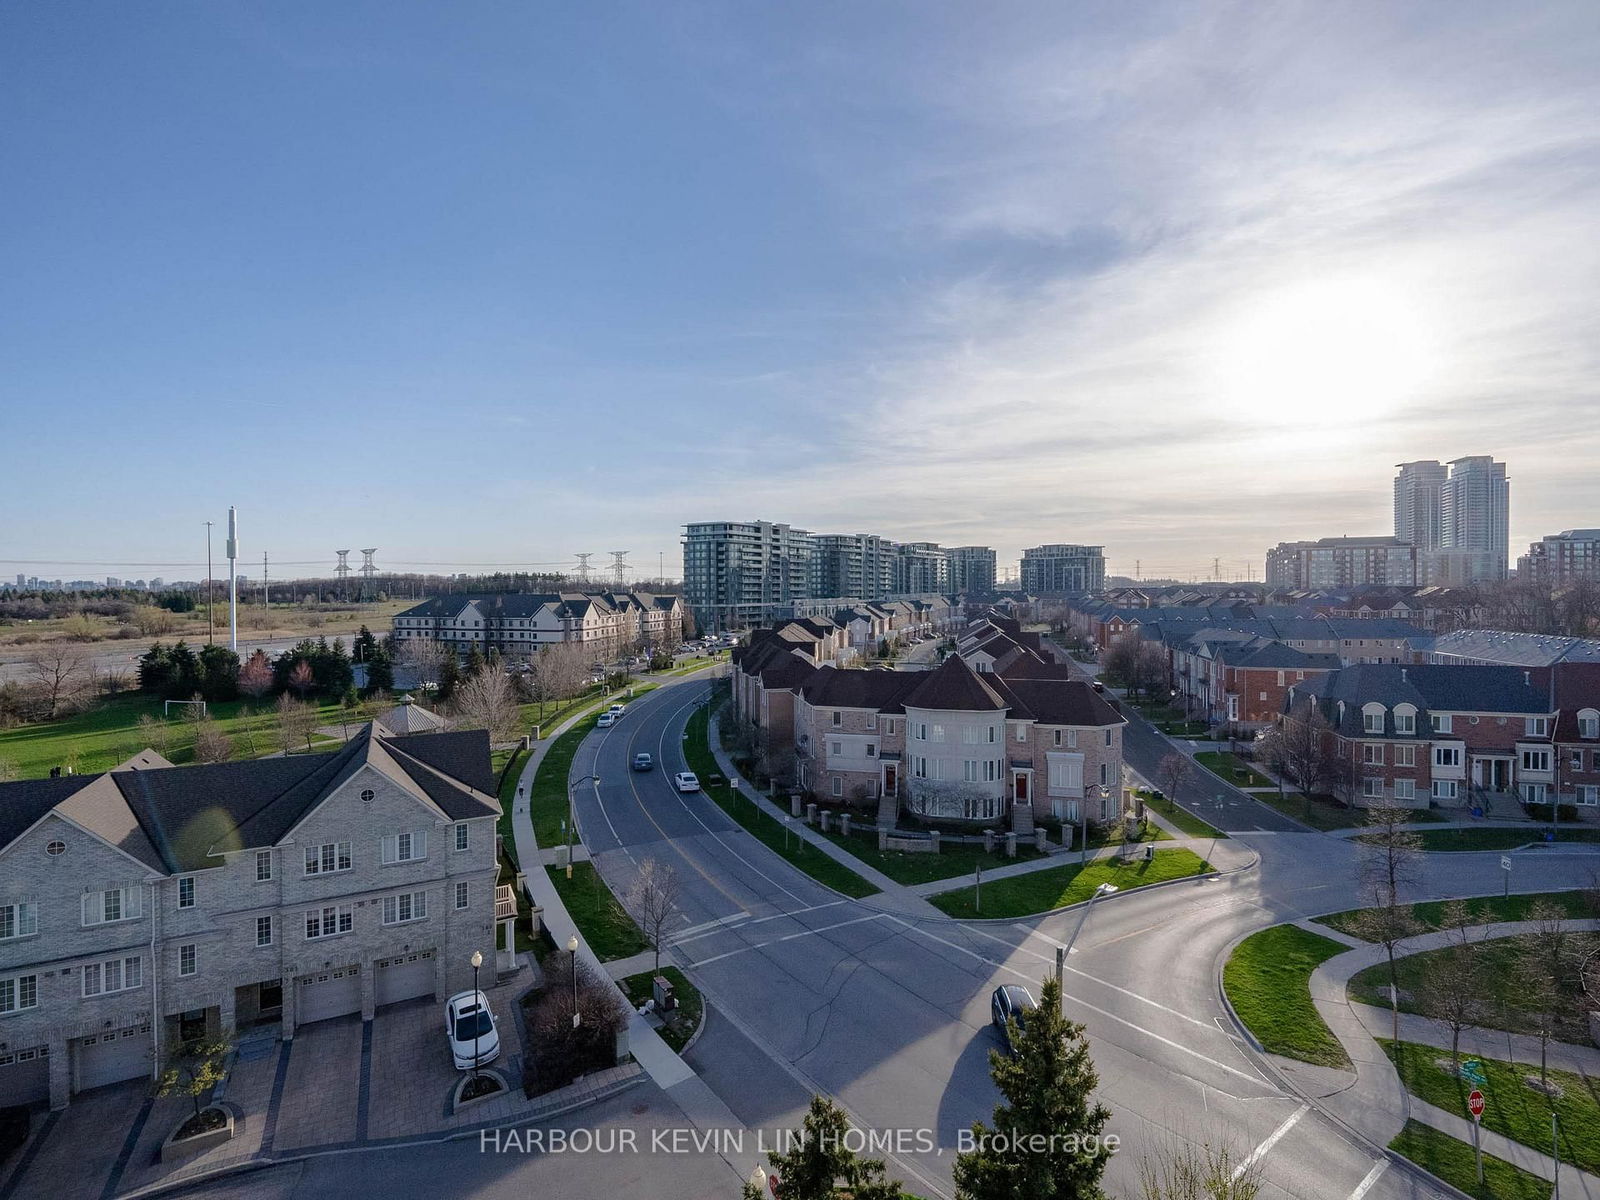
[4,3,1597,582]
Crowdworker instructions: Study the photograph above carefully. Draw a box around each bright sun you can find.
[1209,277,1435,425]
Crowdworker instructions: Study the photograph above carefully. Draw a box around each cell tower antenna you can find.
[262,551,270,609]
[574,553,593,585]
[226,506,239,652]
[335,550,351,601]
[609,551,629,589]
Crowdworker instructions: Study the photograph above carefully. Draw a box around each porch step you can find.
[876,789,899,831]
[1011,802,1034,838]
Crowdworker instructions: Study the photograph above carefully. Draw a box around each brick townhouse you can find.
[1280,665,1562,812]
[392,591,684,659]
[0,726,501,1111]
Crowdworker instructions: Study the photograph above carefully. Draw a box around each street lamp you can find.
[1082,784,1111,865]
[1056,882,1118,1006]
[567,933,581,1029]
[749,1165,768,1194]
[468,949,484,1086]
[568,774,601,879]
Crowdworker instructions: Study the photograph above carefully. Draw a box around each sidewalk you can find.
[1304,918,1600,1195]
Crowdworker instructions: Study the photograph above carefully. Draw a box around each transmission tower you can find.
[609,550,629,589]
[335,550,351,602]
[573,553,593,585]
[359,549,378,600]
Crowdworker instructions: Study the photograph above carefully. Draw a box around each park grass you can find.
[685,705,878,899]
[1382,1040,1600,1177]
[1193,750,1276,790]
[545,862,648,961]
[1389,1120,1551,1200]
[1222,925,1351,1068]
[1136,789,1227,839]
[0,692,348,778]
[1395,827,1600,852]
[619,966,703,1054]
[926,848,1211,920]
[1313,890,1596,941]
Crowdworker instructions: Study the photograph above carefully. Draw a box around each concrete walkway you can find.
[900,833,1247,897]
[1305,919,1600,1195]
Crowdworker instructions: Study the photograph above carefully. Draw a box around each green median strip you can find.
[684,705,879,899]
[1395,827,1600,852]
[546,862,648,962]
[1135,789,1227,839]
[1222,924,1350,1068]
[1389,1120,1551,1200]
[1312,889,1595,941]
[927,848,1211,920]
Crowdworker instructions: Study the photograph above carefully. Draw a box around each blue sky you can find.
[3,2,1597,583]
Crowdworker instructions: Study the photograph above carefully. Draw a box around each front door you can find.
[883,763,897,795]
[1014,773,1029,804]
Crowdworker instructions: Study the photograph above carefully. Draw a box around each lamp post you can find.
[567,933,581,1029]
[468,949,483,1086]
[1057,882,1118,1004]
[568,774,601,879]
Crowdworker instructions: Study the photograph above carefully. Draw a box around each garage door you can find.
[0,1045,49,1107]
[296,966,362,1025]
[74,1024,152,1092]
[375,950,436,1008]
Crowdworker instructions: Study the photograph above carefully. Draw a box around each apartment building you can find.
[392,591,684,658]
[1438,456,1509,582]
[1265,537,1420,589]
[947,546,998,595]
[0,726,500,1110]
[892,543,951,594]
[1019,545,1105,594]
[1394,460,1447,551]
[811,534,896,600]
[1518,529,1600,586]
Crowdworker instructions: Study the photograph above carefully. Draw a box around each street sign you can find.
[1500,855,1512,871]
[1461,1059,1487,1085]
[1468,1089,1485,1118]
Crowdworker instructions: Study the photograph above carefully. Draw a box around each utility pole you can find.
[205,520,215,645]
[262,552,270,609]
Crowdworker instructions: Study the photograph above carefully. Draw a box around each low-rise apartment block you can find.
[392,591,684,658]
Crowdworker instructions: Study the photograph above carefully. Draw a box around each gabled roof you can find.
[902,655,1008,712]
[376,698,451,735]
[799,666,924,713]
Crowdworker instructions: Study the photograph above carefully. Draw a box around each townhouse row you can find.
[392,590,685,658]
[0,726,505,1111]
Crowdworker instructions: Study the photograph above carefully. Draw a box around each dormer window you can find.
[1362,704,1385,735]
[1393,705,1417,735]
[1580,709,1600,740]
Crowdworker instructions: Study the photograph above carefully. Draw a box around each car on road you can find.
[990,984,1037,1053]
[673,771,700,792]
[597,712,617,728]
[632,753,653,771]
[445,990,501,1070]
[608,703,626,717]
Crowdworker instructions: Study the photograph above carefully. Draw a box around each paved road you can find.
[566,681,1552,1200]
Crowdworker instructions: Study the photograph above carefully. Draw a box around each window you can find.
[1363,777,1383,798]
[1433,745,1462,768]
[865,744,876,758]
[1393,707,1416,735]
[1520,782,1549,804]
[0,902,38,941]
[82,886,142,926]
[455,881,469,910]
[865,714,876,730]
[178,877,195,908]
[914,723,927,741]
[382,891,428,925]
[985,760,1000,782]
[1580,710,1600,739]
[1431,713,1452,733]
[179,944,197,977]
[381,831,428,865]
[304,842,353,876]
[1053,729,1062,747]
[831,711,841,727]
[1525,717,1549,738]
[1099,762,1110,786]
[1594,751,1600,772]
[1363,744,1384,765]
[255,850,273,882]
[1572,750,1584,771]
[359,788,376,804]
[0,974,39,1014]
[1105,729,1112,747]
[305,905,353,939]
[1578,785,1599,806]
[45,840,66,857]
[1276,670,1285,686]
[82,956,142,997]
[1394,745,1416,767]
[1394,779,1416,801]
[931,725,946,742]
[1521,748,1552,773]
[1015,725,1026,742]
[1362,706,1385,734]
[884,719,896,736]
[1433,780,1458,800]
[454,823,469,852]
[256,916,273,946]
[913,757,927,780]
[963,760,979,783]
[831,777,843,797]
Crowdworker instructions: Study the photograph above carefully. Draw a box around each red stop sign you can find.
[1468,1089,1485,1118]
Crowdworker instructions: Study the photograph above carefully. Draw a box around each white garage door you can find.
[74,1024,152,1092]
[296,966,362,1025]
[0,1045,50,1107]
[375,950,436,1008]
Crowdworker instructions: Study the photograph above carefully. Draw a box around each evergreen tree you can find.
[465,644,486,678]
[138,642,174,695]
[751,1095,907,1200]
[196,645,240,702]
[353,625,378,663]
[165,642,201,701]
[364,645,394,695]
[953,975,1113,1200]
[438,654,461,703]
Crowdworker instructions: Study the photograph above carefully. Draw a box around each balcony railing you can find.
[495,883,518,922]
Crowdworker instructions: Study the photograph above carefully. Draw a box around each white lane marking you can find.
[669,900,850,946]
[689,914,890,967]
[970,924,1218,1032]
[672,911,751,941]
[1012,924,1066,950]
[1347,1158,1389,1200]
[887,918,1266,1087]
[1231,1103,1309,1182]
[746,899,847,926]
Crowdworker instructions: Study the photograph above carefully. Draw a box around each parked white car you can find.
[597,712,617,728]
[445,990,500,1070]
[673,771,700,792]
[608,703,626,717]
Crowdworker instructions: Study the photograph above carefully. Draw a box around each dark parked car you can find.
[632,753,654,772]
[990,985,1037,1053]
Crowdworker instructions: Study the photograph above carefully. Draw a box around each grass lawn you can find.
[1222,925,1351,1068]
[619,966,703,1053]
[1136,789,1227,839]
[1389,1120,1551,1200]
[927,848,1211,919]
[1350,931,1598,1043]
[1382,1040,1600,1176]
[685,706,878,899]
[1396,827,1600,852]
[492,747,526,869]
[1313,890,1596,941]
[1194,750,1276,790]
[814,827,1045,886]
[0,692,349,778]
[545,862,648,961]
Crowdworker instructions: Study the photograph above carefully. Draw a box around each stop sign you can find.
[1468,1089,1485,1118]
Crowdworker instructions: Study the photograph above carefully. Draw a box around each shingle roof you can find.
[1289,664,1553,737]
[799,666,924,713]
[902,655,1008,712]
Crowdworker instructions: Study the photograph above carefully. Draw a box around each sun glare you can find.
[1209,277,1435,426]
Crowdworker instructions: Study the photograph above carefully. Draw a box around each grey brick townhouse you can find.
[0,724,501,1111]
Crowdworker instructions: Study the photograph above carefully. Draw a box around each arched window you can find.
[1580,708,1600,740]
[1393,703,1418,735]
[1362,703,1386,735]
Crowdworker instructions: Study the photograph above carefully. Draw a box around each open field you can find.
[0,598,410,654]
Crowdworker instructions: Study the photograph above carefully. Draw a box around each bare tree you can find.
[137,712,174,759]
[234,707,260,758]
[453,668,522,744]
[238,649,274,701]
[1414,899,1481,1065]
[1344,882,1424,1045]
[1278,708,1339,804]
[1359,805,1424,907]
[1157,752,1196,802]
[0,758,16,783]
[398,638,448,691]
[275,693,317,755]
[1515,899,1575,1087]
[627,858,682,974]
[1138,1129,1266,1200]
[191,719,234,764]
[23,642,92,719]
